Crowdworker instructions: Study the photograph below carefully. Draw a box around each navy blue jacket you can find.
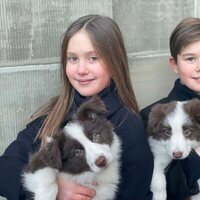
[140,79,200,200]
[0,83,153,200]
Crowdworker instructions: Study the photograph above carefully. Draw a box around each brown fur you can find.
[147,101,176,140]
[147,99,200,141]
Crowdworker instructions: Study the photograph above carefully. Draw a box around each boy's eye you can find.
[185,57,196,63]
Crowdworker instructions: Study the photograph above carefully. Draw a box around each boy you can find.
[141,18,200,200]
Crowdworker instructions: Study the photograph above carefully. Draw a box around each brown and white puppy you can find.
[147,99,200,200]
[23,96,121,200]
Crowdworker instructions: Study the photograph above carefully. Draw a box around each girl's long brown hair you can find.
[30,15,139,141]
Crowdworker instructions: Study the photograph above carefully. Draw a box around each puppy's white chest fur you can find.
[147,99,200,200]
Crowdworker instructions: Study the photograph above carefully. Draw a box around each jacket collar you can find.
[168,79,200,101]
[62,82,123,127]
[74,82,123,118]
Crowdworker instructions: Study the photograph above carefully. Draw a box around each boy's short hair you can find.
[169,17,200,62]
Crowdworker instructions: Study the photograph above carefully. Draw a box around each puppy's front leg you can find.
[34,181,58,200]
[151,159,167,200]
[24,167,58,200]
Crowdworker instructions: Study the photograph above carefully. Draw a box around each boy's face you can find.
[170,41,200,94]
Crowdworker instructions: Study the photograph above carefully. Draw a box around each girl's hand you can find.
[56,174,96,200]
[194,145,200,156]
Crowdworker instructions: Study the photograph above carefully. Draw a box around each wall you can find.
[0,1,200,198]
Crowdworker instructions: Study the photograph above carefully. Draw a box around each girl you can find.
[0,15,153,200]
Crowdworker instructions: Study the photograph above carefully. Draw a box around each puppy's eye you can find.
[92,132,100,143]
[90,113,97,120]
[74,149,84,157]
[183,129,192,136]
[161,127,171,136]
[164,129,171,136]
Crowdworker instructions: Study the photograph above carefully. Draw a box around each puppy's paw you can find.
[153,190,167,200]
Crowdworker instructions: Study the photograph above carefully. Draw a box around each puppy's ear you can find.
[40,132,65,170]
[184,99,200,123]
[147,103,166,136]
[75,95,107,121]
[147,102,177,137]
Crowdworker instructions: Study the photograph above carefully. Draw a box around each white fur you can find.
[23,167,58,200]
[149,101,200,200]
[60,133,121,200]
[23,122,121,200]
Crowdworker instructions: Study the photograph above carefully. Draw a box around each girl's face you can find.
[66,30,111,97]
[170,40,200,94]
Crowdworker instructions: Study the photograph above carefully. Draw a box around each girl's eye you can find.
[89,56,98,62]
[67,56,78,63]
[74,149,84,157]
[92,132,100,143]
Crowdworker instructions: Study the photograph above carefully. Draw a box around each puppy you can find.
[147,99,200,200]
[23,96,121,200]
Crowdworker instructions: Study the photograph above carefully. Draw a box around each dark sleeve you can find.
[115,111,153,200]
[0,117,43,200]
[166,150,200,200]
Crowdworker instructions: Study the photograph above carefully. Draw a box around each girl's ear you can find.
[169,56,178,74]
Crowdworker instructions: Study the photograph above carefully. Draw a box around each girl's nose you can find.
[77,60,89,75]
[196,58,200,71]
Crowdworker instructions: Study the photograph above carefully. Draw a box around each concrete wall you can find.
[0,1,199,198]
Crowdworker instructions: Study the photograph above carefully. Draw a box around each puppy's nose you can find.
[173,151,183,159]
[95,156,107,168]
